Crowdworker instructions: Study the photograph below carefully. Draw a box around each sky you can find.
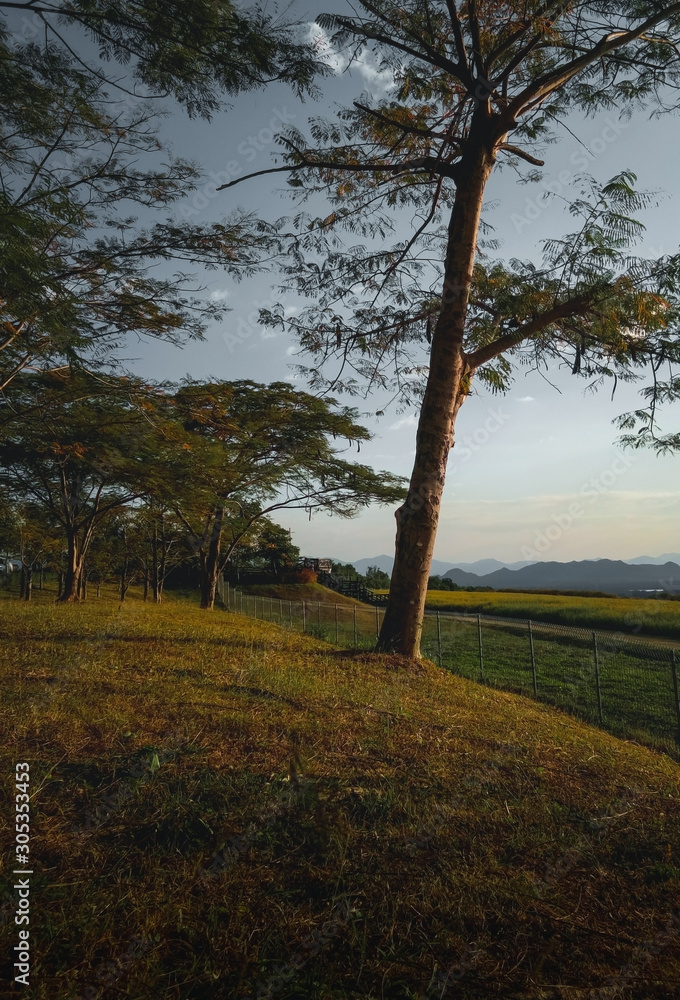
[111,7,679,566]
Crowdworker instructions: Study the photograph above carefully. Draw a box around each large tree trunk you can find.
[377,138,496,657]
[200,506,224,610]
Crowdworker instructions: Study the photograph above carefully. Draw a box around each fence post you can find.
[528,620,537,696]
[477,614,484,681]
[226,581,230,608]
[318,601,321,627]
[239,590,243,615]
[302,601,306,633]
[335,604,339,645]
[289,600,293,628]
[593,632,603,724]
[353,605,358,647]
[437,611,442,669]
[671,650,680,743]
[375,605,380,640]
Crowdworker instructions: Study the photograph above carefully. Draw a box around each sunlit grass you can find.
[418,589,680,639]
[1,590,679,998]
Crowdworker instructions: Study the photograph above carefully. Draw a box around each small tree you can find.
[0,371,163,601]
[167,380,407,609]
[365,565,391,589]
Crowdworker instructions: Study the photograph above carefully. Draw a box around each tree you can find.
[0,370,163,601]
[0,22,287,393]
[1,1,323,119]
[224,0,680,656]
[242,521,301,575]
[167,380,407,609]
[365,565,390,589]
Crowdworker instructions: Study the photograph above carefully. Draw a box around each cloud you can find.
[389,414,417,431]
[308,24,395,95]
[517,395,534,403]
[209,289,231,302]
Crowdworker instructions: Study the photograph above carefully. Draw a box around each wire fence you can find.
[224,588,680,761]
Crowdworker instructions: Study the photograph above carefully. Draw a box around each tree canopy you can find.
[0,20,285,392]
[0,371,406,603]
[224,0,680,655]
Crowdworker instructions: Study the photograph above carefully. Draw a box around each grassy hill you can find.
[419,589,680,640]
[1,590,679,997]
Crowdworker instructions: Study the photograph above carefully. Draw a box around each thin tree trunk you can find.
[19,565,26,600]
[96,580,101,598]
[151,522,160,602]
[200,506,224,610]
[24,566,32,602]
[143,565,149,602]
[58,527,82,603]
[120,557,129,602]
[378,139,496,657]
[156,538,167,604]
[57,570,64,599]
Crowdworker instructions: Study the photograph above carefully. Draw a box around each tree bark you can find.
[24,565,32,601]
[377,135,496,657]
[120,557,129,602]
[58,529,82,603]
[200,506,224,610]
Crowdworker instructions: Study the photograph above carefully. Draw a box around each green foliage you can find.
[0,371,407,602]
[365,564,391,589]
[2,1,325,118]
[427,575,460,591]
[244,3,680,436]
[0,22,290,392]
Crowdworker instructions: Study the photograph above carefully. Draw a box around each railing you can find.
[224,589,680,761]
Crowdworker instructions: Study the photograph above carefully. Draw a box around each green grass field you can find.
[418,589,680,639]
[2,588,680,998]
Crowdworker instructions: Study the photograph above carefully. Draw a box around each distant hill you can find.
[625,553,680,565]
[443,559,680,596]
[349,555,534,576]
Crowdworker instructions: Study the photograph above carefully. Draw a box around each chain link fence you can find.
[224,588,680,761]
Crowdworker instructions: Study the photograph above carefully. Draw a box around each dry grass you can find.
[1,588,679,998]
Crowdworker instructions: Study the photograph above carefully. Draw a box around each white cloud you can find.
[308,24,395,95]
[389,414,417,431]
[517,395,534,403]
[209,289,231,302]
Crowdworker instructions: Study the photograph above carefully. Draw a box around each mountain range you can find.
[346,555,680,595]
